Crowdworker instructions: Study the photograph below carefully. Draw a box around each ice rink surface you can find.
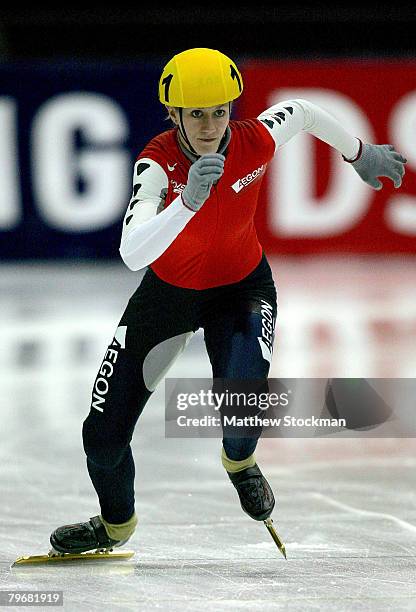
[1,256,416,611]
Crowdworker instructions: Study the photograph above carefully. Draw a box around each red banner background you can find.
[238,59,416,253]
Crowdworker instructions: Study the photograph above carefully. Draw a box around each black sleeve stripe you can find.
[129,200,140,210]
[261,106,294,130]
[136,162,150,176]
[261,118,274,129]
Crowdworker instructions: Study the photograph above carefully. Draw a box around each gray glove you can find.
[348,142,407,190]
[182,154,225,211]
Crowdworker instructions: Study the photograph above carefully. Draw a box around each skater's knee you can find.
[82,419,128,470]
[86,445,128,470]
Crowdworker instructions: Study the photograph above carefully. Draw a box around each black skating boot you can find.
[228,464,275,521]
[50,515,130,554]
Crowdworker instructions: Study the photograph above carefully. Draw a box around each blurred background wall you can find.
[1,3,415,383]
[1,3,416,260]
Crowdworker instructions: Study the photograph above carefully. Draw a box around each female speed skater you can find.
[49,48,407,555]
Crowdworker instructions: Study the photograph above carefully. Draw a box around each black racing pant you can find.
[82,253,277,523]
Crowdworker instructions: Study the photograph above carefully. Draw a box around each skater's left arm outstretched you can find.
[257,98,407,189]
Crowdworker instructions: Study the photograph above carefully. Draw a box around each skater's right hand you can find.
[182,154,225,211]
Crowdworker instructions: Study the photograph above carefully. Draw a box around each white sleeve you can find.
[119,157,196,271]
[257,98,361,160]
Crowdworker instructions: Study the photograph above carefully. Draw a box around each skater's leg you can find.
[82,271,196,528]
[82,332,151,526]
[204,301,277,521]
[83,327,194,526]
[204,304,276,462]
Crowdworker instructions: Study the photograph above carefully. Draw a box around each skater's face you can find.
[167,104,230,155]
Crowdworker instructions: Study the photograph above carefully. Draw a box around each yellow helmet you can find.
[158,48,243,108]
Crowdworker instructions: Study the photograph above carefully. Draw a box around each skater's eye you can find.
[189,109,226,120]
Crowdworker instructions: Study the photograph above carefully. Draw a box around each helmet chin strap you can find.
[178,108,198,155]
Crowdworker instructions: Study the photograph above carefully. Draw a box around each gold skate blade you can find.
[264,518,287,559]
[12,550,135,566]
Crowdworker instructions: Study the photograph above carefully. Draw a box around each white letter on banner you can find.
[268,89,374,237]
[386,91,416,235]
[32,93,130,232]
[0,98,21,229]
